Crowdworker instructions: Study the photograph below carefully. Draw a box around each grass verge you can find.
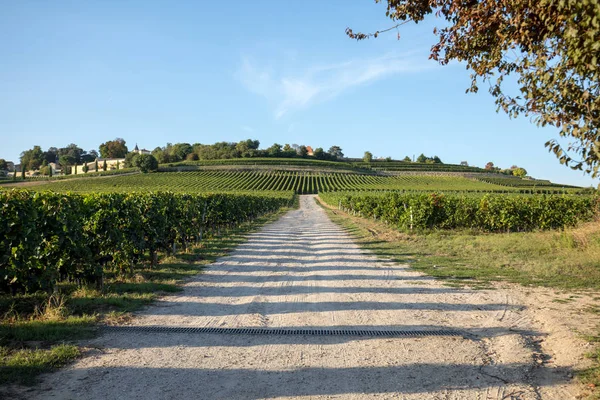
[0,205,292,386]
[317,197,600,290]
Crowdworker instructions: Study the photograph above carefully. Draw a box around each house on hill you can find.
[134,144,151,155]
[306,146,314,156]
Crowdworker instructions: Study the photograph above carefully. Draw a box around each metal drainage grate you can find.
[103,325,462,337]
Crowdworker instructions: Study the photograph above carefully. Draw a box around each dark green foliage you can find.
[321,192,598,232]
[298,146,308,157]
[327,146,344,160]
[20,146,45,171]
[134,154,158,173]
[0,191,292,294]
[99,138,128,158]
[124,152,138,168]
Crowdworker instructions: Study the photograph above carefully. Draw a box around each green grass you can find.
[318,197,600,290]
[579,343,600,399]
[0,205,290,385]
[0,317,96,344]
[0,344,80,385]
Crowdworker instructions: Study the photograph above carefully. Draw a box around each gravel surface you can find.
[29,195,586,399]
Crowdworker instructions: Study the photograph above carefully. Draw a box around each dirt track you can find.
[30,195,588,399]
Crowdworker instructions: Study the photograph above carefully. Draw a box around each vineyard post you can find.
[410,206,414,231]
[198,202,208,243]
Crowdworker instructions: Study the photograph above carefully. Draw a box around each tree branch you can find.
[346,20,412,41]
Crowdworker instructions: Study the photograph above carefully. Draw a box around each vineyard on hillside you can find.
[168,157,486,173]
[24,170,583,194]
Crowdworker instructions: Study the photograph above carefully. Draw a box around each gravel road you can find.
[30,195,582,399]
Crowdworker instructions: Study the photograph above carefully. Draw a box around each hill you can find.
[4,157,587,194]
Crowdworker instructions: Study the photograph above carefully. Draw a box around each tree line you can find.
[485,162,528,178]
[147,140,344,164]
[9,139,346,176]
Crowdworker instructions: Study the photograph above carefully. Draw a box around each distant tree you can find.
[57,144,84,164]
[512,167,528,177]
[282,144,297,158]
[485,162,495,171]
[21,168,25,179]
[0,159,7,171]
[363,151,373,163]
[313,147,325,160]
[402,156,411,162]
[385,157,393,162]
[432,156,443,164]
[171,143,193,161]
[43,147,59,164]
[20,145,45,171]
[94,159,99,172]
[298,145,308,157]
[116,160,120,170]
[416,153,427,163]
[80,151,96,163]
[102,160,107,171]
[327,146,344,160]
[152,147,169,164]
[134,154,159,173]
[267,143,282,157]
[59,155,75,173]
[39,165,52,176]
[124,153,138,168]
[99,138,128,158]
[186,152,199,161]
[235,139,260,158]
[83,162,89,173]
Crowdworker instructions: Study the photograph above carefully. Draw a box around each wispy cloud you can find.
[236,51,433,118]
[241,125,255,133]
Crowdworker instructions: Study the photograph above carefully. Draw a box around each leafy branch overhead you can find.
[348,0,600,177]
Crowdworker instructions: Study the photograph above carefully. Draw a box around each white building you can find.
[134,144,151,155]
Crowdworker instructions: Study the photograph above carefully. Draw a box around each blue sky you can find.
[0,1,596,187]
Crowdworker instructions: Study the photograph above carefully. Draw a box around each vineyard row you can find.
[29,170,584,194]
[0,190,293,294]
[319,191,598,232]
